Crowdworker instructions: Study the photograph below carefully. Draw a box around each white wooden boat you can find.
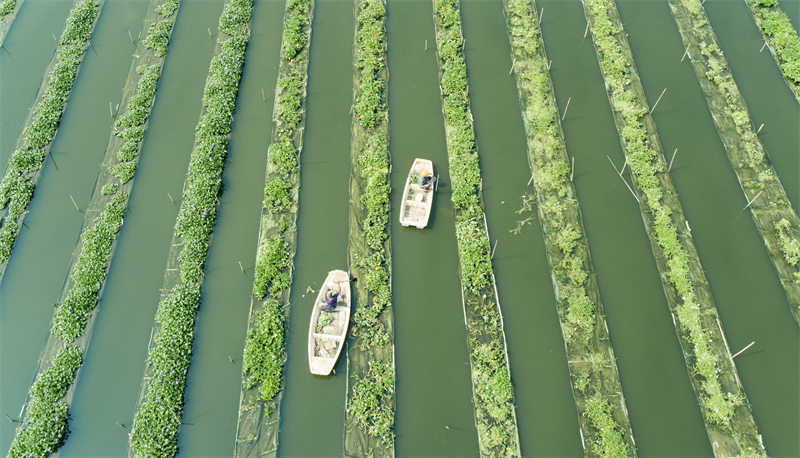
[399,158,434,228]
[308,270,351,375]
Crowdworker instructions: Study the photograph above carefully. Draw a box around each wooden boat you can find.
[399,158,434,228]
[308,270,351,375]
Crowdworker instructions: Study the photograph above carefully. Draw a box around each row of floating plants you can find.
[582,0,766,455]
[344,0,395,455]
[127,0,253,455]
[743,0,800,102]
[233,0,313,454]
[431,0,520,454]
[0,0,22,45]
[0,0,102,285]
[501,0,635,454]
[7,1,181,456]
[667,0,800,323]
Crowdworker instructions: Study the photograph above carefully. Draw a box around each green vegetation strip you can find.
[7,2,180,456]
[233,0,313,455]
[502,0,635,454]
[0,0,23,45]
[668,0,800,324]
[431,0,520,454]
[344,0,395,455]
[583,0,765,455]
[0,0,101,285]
[127,1,253,455]
[744,0,800,101]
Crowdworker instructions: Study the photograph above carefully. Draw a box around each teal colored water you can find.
[387,0,480,455]
[618,1,800,455]
[276,0,353,454]
[705,0,799,212]
[538,0,712,455]
[459,0,582,455]
[58,1,226,455]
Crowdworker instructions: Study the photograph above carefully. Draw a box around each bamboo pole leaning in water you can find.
[668,148,678,172]
[650,87,667,115]
[607,156,640,203]
[561,97,571,121]
[732,341,756,359]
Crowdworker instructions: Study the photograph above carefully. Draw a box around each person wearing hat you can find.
[320,288,340,311]
[419,170,433,191]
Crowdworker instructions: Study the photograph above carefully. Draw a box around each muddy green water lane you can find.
[617,2,800,455]
[459,0,581,455]
[704,0,799,213]
[779,0,800,44]
[0,0,73,168]
[56,2,226,455]
[0,0,150,451]
[537,0,712,455]
[276,0,353,454]
[178,0,286,454]
[387,1,479,455]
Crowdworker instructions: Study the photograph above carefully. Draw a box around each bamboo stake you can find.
[668,148,678,172]
[167,192,176,206]
[607,156,640,203]
[583,22,590,40]
[570,156,575,181]
[424,39,428,51]
[435,174,440,191]
[539,7,544,23]
[115,420,126,428]
[681,44,691,62]
[756,123,764,134]
[6,413,21,423]
[109,101,114,117]
[561,97,571,121]
[732,341,755,359]
[527,174,535,186]
[620,156,628,174]
[649,87,667,115]
[491,240,498,259]
[21,221,29,230]
[509,58,516,75]
[759,40,768,53]
[228,354,235,363]
[743,190,763,211]
[238,261,245,273]
[49,152,59,171]
[547,59,552,70]
[53,33,57,43]
[208,27,212,37]
[261,88,265,101]
[69,194,83,213]
[128,30,135,45]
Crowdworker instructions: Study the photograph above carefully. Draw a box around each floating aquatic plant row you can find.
[0,0,23,45]
[233,0,313,454]
[0,0,102,285]
[502,0,635,454]
[668,0,800,323]
[431,0,520,454]
[743,0,800,102]
[127,1,253,455]
[7,0,181,455]
[583,0,765,455]
[344,0,395,454]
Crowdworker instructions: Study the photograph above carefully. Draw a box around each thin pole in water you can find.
[491,240,498,259]
[620,156,628,174]
[167,192,176,206]
[547,59,552,70]
[583,21,590,41]
[509,58,516,75]
[208,27,212,37]
[128,30,135,45]
[424,39,427,51]
[238,261,245,273]
[668,148,678,172]
[650,87,667,115]
[743,190,763,211]
[756,123,764,134]
[607,156,640,203]
[49,152,59,171]
[539,7,544,23]
[732,341,756,359]
[561,97,571,121]
[760,40,768,53]
[681,44,691,62]
[69,194,83,214]
[109,101,114,117]
[570,156,575,181]
[527,174,534,186]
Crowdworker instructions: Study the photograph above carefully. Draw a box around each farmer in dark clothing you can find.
[419,171,433,191]
[320,289,339,311]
